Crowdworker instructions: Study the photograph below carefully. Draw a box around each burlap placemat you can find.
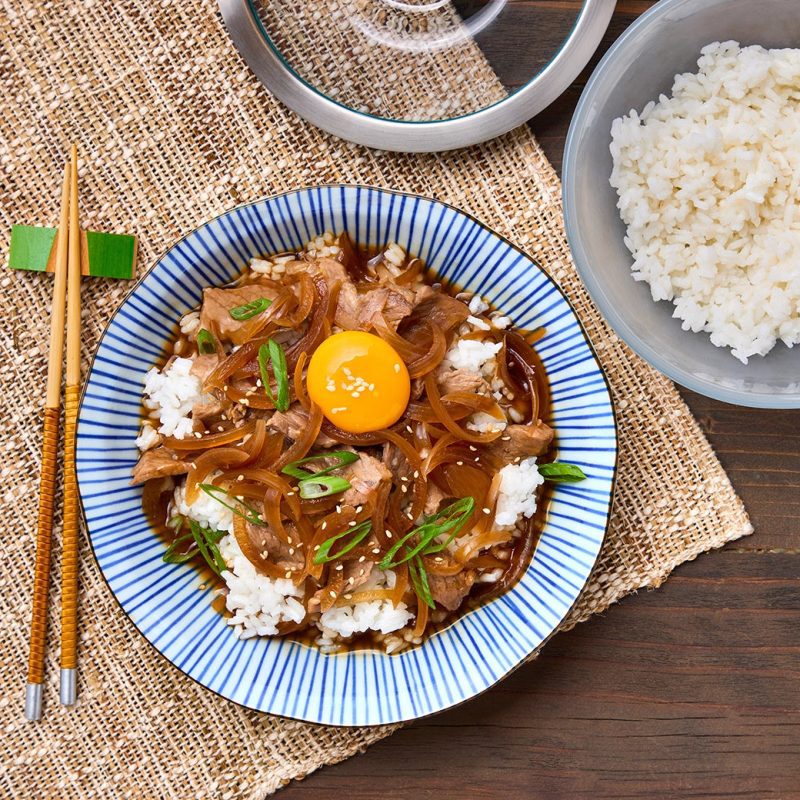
[0,2,752,797]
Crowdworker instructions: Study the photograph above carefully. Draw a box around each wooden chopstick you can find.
[24,157,70,721]
[60,144,82,705]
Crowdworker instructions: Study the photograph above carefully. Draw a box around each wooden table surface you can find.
[284,2,800,797]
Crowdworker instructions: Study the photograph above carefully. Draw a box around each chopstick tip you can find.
[24,683,42,721]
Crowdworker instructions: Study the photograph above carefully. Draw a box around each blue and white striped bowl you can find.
[77,186,617,726]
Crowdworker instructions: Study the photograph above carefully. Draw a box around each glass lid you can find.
[219,0,615,152]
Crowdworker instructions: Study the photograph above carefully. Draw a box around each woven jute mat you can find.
[0,2,752,798]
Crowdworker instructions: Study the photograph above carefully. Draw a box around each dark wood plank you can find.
[284,554,800,799]
[282,2,800,797]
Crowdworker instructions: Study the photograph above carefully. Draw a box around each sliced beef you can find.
[190,353,220,384]
[192,392,225,425]
[268,405,337,447]
[423,482,449,516]
[199,284,278,341]
[399,290,469,342]
[334,283,414,331]
[245,518,304,572]
[341,452,392,508]
[131,448,191,484]
[428,568,476,611]
[436,366,491,396]
[484,421,554,463]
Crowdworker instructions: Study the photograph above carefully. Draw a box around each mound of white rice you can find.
[609,41,800,363]
[495,457,545,528]
[142,357,202,438]
[172,479,234,534]
[219,534,306,639]
[317,569,412,641]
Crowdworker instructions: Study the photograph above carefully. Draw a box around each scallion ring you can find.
[229,297,272,321]
[298,475,351,500]
[282,450,359,480]
[196,328,216,354]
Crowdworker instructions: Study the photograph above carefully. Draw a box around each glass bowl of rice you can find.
[563,0,800,408]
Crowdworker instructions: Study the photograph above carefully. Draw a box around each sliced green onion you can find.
[298,475,351,500]
[313,520,373,565]
[537,462,587,483]
[196,328,216,354]
[188,519,227,575]
[164,524,226,568]
[199,483,264,526]
[409,555,435,609]
[282,450,359,480]
[258,339,290,412]
[379,497,475,570]
[229,297,272,321]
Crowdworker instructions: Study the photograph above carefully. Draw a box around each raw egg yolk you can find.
[307,331,410,434]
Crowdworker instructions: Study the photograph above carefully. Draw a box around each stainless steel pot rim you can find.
[219,0,616,153]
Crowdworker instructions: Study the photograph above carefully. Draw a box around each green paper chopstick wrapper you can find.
[8,224,137,279]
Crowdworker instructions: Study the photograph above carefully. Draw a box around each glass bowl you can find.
[563,0,800,408]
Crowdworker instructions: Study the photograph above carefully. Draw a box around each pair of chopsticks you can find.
[25,145,83,721]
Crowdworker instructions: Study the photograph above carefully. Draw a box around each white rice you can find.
[609,41,800,363]
[219,534,306,639]
[495,457,545,528]
[466,411,507,434]
[317,569,413,641]
[172,478,234,533]
[141,357,202,438]
[134,422,159,452]
[442,338,502,375]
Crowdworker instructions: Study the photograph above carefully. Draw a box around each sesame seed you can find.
[287,536,293,544]
[329,591,337,598]
[474,456,481,462]
[385,530,393,539]
[482,507,491,514]
[190,462,197,469]
[358,555,366,563]
[371,548,381,555]
[256,379,262,388]
[241,398,250,406]
[348,520,357,527]
[314,545,321,551]
[501,436,511,441]
[401,485,408,493]
[236,495,244,501]
[237,474,244,481]
[355,505,363,513]
[434,557,443,563]
[413,470,419,478]
[347,577,355,585]
[456,460,464,466]
[343,593,353,600]
[469,445,477,452]
[223,385,229,391]
[335,564,343,571]
[217,426,224,432]
[220,414,228,420]
[258,514,265,521]
[406,425,413,434]
[336,505,342,513]
[193,432,202,439]
[289,548,295,555]
[407,512,414,520]
[287,491,295,497]
[285,571,292,579]
[358,569,365,576]
[400,476,409,482]
[321,521,327,530]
